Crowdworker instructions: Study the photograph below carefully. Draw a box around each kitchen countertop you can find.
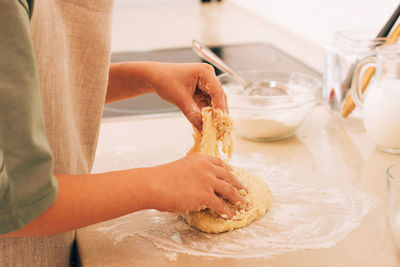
[76,1,400,266]
[76,105,400,266]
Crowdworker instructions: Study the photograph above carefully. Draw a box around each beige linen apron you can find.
[0,0,114,266]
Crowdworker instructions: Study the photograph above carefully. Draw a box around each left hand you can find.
[149,62,228,130]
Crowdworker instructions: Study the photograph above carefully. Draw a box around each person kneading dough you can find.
[184,107,273,233]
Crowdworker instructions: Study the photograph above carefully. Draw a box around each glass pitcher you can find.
[324,29,386,130]
[351,43,400,154]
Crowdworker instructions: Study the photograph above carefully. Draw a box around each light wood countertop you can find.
[77,105,400,266]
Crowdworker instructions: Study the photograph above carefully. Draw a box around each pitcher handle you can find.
[351,57,377,109]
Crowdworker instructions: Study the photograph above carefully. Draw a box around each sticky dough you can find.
[183,107,272,233]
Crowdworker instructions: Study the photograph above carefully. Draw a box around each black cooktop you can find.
[103,43,320,118]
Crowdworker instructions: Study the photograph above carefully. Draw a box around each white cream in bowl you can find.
[218,71,320,141]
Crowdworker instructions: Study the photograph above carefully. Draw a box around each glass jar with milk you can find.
[351,43,400,153]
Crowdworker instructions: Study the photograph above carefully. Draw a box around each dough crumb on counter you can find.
[165,253,178,262]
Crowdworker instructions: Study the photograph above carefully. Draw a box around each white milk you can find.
[363,79,400,150]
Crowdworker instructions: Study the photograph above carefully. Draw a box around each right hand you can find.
[145,62,228,131]
[147,153,247,218]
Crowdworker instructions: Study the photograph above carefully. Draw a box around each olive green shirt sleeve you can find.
[0,0,58,234]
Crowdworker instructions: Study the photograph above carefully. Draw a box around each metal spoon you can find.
[192,40,288,96]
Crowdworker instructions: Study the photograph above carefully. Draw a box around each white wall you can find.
[227,0,399,47]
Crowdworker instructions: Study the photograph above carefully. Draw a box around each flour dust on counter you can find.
[93,152,375,258]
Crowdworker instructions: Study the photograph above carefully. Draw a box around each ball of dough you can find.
[182,167,272,233]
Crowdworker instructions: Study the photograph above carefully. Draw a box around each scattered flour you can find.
[94,153,375,259]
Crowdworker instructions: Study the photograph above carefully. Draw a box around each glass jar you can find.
[323,29,386,130]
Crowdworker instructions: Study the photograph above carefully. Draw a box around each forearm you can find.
[3,168,155,237]
[106,61,161,103]
[2,154,245,237]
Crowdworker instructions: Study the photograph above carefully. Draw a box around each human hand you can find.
[147,153,247,218]
[149,62,228,130]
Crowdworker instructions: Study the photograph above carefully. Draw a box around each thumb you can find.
[181,101,203,131]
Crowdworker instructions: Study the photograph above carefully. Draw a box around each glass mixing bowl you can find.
[218,70,321,141]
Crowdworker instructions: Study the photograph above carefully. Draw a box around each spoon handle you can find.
[192,40,248,86]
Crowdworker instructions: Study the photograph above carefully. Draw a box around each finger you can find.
[197,70,228,113]
[193,87,211,109]
[203,155,248,192]
[203,155,233,171]
[212,179,247,209]
[224,93,229,113]
[199,79,226,112]
[207,195,234,219]
[214,165,247,192]
[180,100,203,131]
